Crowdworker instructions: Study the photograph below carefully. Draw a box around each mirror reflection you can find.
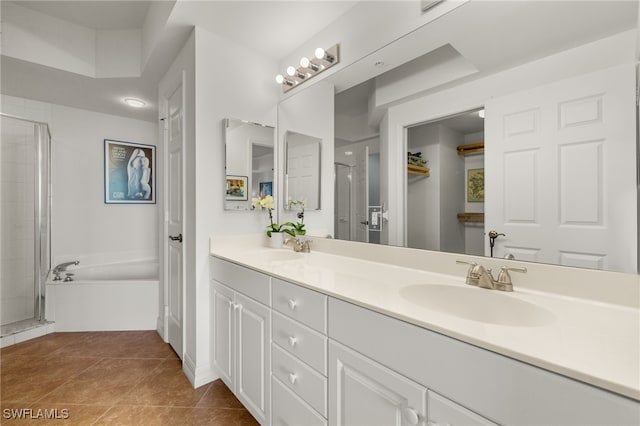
[285,131,322,210]
[224,118,274,211]
[331,0,638,273]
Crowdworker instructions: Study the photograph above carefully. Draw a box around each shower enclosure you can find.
[0,113,51,336]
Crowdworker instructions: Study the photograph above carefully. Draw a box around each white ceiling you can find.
[2,1,637,125]
[13,1,152,30]
[1,0,359,122]
[169,1,359,61]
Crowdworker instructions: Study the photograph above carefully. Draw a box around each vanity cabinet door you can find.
[212,282,235,389]
[235,292,271,425]
[211,280,271,425]
[329,340,427,426]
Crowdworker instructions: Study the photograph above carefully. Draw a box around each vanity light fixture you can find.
[275,44,340,93]
[124,98,146,108]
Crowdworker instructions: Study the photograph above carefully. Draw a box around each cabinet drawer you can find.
[272,312,327,375]
[272,376,327,426]
[211,257,270,305]
[272,343,327,417]
[428,391,498,426]
[272,278,327,333]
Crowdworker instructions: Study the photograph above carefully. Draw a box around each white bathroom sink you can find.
[399,284,556,327]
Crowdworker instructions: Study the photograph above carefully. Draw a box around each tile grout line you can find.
[31,355,105,405]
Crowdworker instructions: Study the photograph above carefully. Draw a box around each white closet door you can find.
[484,63,636,273]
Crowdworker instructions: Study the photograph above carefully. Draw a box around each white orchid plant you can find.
[287,198,306,236]
[252,195,295,237]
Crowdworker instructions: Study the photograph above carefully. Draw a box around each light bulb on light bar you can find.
[478,110,485,119]
[300,57,320,72]
[314,47,335,63]
[287,66,296,76]
[124,98,146,108]
[275,74,284,84]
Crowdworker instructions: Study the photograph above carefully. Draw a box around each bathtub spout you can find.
[53,261,79,281]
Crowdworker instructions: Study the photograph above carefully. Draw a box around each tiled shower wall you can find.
[1,96,51,326]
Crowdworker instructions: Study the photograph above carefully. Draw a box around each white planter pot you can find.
[269,232,284,248]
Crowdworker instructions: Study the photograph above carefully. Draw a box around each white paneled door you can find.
[166,78,184,357]
[485,63,636,273]
[288,142,320,210]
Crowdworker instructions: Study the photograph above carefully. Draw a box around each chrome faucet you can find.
[284,238,312,253]
[456,260,526,292]
[52,260,79,281]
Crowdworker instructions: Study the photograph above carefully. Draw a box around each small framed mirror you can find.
[224,118,275,210]
[285,131,322,210]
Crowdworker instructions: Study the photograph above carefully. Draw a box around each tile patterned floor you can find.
[0,331,259,425]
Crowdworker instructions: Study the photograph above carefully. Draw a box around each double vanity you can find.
[209,235,639,425]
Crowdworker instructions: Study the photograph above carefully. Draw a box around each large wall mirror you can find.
[285,130,322,210]
[327,0,638,273]
[224,118,275,210]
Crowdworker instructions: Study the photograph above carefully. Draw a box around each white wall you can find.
[437,125,465,254]
[2,95,157,269]
[407,125,439,250]
[159,27,279,387]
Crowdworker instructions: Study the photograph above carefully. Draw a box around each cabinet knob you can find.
[288,336,298,347]
[287,299,298,310]
[404,407,420,425]
[288,372,297,384]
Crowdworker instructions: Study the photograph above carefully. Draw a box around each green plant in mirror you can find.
[287,198,306,236]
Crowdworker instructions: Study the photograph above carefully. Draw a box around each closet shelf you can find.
[408,164,430,176]
[457,212,484,223]
[457,142,484,155]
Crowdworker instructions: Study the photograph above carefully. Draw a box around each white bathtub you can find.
[45,261,159,331]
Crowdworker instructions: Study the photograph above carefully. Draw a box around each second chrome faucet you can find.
[456,260,526,292]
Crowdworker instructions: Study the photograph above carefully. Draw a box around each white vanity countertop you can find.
[209,239,640,401]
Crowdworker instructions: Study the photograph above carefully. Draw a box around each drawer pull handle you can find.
[288,299,298,310]
[404,407,420,425]
[288,372,297,385]
[288,336,298,347]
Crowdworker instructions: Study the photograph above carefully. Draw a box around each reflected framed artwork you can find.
[467,168,484,202]
[226,175,248,201]
[104,139,155,204]
[259,181,273,197]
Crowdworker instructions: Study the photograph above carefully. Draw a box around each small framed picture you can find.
[259,181,273,197]
[226,175,248,201]
[104,139,155,204]
[467,168,485,202]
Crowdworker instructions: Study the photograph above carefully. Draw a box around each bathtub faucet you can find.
[52,260,79,281]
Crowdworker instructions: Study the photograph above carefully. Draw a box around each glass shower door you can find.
[0,114,51,335]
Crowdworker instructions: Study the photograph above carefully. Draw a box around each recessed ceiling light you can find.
[124,98,146,108]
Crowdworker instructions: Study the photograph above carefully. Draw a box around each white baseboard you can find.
[183,352,218,388]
